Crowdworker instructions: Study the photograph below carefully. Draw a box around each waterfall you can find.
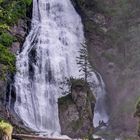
[93,73,109,127]
[14,0,108,136]
[14,0,84,135]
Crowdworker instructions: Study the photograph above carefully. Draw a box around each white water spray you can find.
[14,0,108,136]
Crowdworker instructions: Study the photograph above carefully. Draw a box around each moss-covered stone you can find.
[58,79,96,139]
[0,120,13,140]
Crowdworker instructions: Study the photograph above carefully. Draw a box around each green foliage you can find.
[0,120,13,132]
[0,32,15,47]
[0,0,32,25]
[58,94,73,106]
[77,43,93,81]
[0,0,3,4]
[24,0,32,6]
[0,0,32,78]
[0,44,15,65]
[0,44,16,75]
[0,23,9,31]
[0,120,13,140]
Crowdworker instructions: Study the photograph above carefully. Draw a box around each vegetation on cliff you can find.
[0,120,13,140]
[0,0,32,136]
[0,0,32,78]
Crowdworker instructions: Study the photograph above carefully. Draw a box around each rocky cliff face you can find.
[0,19,27,103]
[0,1,31,132]
[134,99,140,137]
[73,0,140,137]
[58,79,96,139]
[0,19,30,133]
[0,0,32,105]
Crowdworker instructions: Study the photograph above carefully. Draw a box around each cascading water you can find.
[14,0,84,135]
[14,0,108,136]
[93,73,109,127]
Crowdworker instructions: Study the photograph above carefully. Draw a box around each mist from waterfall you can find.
[14,0,108,136]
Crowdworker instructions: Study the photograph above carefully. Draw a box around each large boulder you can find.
[58,79,96,139]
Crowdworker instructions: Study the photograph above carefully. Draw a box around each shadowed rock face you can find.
[58,79,96,139]
[73,0,140,136]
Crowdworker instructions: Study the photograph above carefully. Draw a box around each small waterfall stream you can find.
[93,73,108,127]
[14,0,108,137]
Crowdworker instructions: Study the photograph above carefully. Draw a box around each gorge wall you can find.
[73,0,140,137]
[0,0,140,139]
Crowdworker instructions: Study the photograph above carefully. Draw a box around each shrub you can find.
[0,32,15,47]
[0,44,15,73]
[0,120,13,140]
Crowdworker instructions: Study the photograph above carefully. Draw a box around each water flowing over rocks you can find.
[1,0,140,139]
[14,0,85,135]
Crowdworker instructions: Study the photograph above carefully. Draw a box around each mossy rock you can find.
[0,120,13,140]
[59,78,96,139]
